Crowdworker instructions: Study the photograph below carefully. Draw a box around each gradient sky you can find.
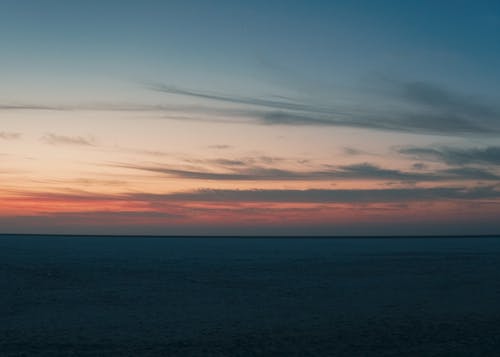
[1,0,499,235]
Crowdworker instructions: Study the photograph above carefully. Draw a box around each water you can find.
[1,235,500,356]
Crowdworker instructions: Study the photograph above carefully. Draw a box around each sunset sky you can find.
[1,1,499,235]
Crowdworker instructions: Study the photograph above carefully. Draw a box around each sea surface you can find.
[1,235,500,356]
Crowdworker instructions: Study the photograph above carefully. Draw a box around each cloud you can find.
[4,185,499,235]
[441,167,500,181]
[336,163,434,181]
[134,186,500,204]
[398,146,500,166]
[209,156,284,166]
[255,110,493,135]
[0,132,21,140]
[41,133,96,146]
[377,79,500,135]
[147,82,342,115]
[53,210,183,220]
[0,102,220,113]
[3,78,499,137]
[400,80,497,120]
[343,147,364,155]
[207,144,232,150]
[10,185,499,205]
[148,80,500,136]
[0,104,60,110]
[412,163,427,170]
[212,159,250,167]
[115,161,500,182]
[337,163,499,181]
[116,164,324,181]
[256,111,336,126]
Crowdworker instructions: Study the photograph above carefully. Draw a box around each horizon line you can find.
[1,233,499,239]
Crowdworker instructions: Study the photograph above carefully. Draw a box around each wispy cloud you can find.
[53,210,183,220]
[398,146,500,166]
[412,162,428,170]
[441,167,500,180]
[148,80,500,136]
[3,78,499,137]
[207,156,285,166]
[115,161,500,182]
[147,82,343,115]
[41,133,96,146]
[0,102,216,113]
[116,164,321,181]
[0,132,21,140]
[0,104,60,110]
[132,186,500,204]
[7,185,500,205]
[207,144,232,150]
[343,147,364,156]
[399,80,498,121]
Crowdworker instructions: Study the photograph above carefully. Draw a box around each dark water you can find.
[1,235,500,356]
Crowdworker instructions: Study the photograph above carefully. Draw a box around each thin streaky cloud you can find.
[398,146,500,166]
[207,144,232,150]
[0,104,61,111]
[3,78,499,137]
[132,186,500,204]
[149,80,500,136]
[343,147,364,156]
[0,132,21,140]
[53,210,184,220]
[114,161,500,182]
[8,185,500,205]
[412,163,428,170]
[255,110,493,135]
[41,133,96,146]
[147,82,346,115]
[441,167,500,181]
[0,102,230,113]
[399,80,499,119]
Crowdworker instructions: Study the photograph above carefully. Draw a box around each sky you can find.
[1,0,499,235]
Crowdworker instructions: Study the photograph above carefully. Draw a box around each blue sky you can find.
[3,0,500,102]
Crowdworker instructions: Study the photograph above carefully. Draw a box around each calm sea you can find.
[1,235,500,356]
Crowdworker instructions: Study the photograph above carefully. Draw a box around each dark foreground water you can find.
[1,236,500,356]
